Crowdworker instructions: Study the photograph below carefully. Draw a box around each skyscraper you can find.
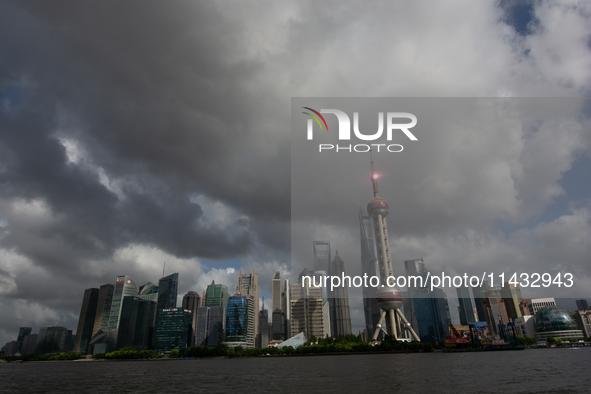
[359,206,382,336]
[92,284,114,338]
[259,304,269,348]
[364,155,419,341]
[236,270,259,346]
[472,279,490,323]
[313,241,333,336]
[153,308,193,351]
[74,288,100,353]
[283,279,291,339]
[330,251,352,337]
[313,241,331,272]
[36,326,70,354]
[290,280,325,340]
[272,272,283,340]
[456,285,476,325]
[116,296,157,350]
[205,281,229,308]
[501,282,523,320]
[195,306,225,347]
[224,295,255,348]
[182,291,201,347]
[108,276,138,333]
[157,273,179,310]
[482,287,509,336]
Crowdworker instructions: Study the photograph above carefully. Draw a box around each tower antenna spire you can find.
[370,149,379,198]
[162,262,165,278]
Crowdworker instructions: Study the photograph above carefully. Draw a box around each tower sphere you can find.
[376,286,404,311]
[367,197,389,218]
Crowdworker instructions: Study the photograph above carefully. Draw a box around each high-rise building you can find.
[359,206,382,336]
[482,287,509,336]
[108,276,138,333]
[576,299,589,311]
[205,281,229,308]
[74,288,100,353]
[116,296,157,350]
[153,308,193,351]
[17,327,32,344]
[456,285,476,325]
[20,333,38,355]
[409,271,450,343]
[182,291,201,347]
[330,251,352,337]
[224,295,255,348]
[259,304,269,348]
[313,241,331,272]
[92,284,115,338]
[472,279,490,323]
[501,282,523,320]
[283,279,291,340]
[236,271,259,346]
[272,272,283,340]
[298,268,331,337]
[290,280,325,340]
[157,273,179,310]
[403,258,428,334]
[313,241,333,336]
[195,306,225,347]
[36,326,70,354]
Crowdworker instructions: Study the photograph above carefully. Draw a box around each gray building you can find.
[36,326,70,354]
[330,252,352,337]
[195,306,225,347]
[92,284,114,338]
[456,285,476,325]
[182,291,201,347]
[359,206,381,336]
[236,270,259,346]
[21,333,38,355]
[74,288,100,353]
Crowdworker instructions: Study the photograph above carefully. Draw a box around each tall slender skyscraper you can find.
[182,291,201,347]
[92,284,114,337]
[236,270,259,346]
[359,206,382,336]
[364,154,419,341]
[330,251,352,337]
[108,276,138,332]
[457,285,476,325]
[157,273,179,310]
[74,288,100,353]
[283,279,291,339]
[272,272,283,340]
[501,282,523,320]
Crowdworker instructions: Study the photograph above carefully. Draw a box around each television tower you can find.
[367,151,420,342]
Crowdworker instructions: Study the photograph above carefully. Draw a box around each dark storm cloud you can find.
[0,0,289,267]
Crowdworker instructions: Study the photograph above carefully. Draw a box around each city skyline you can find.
[2,1,591,348]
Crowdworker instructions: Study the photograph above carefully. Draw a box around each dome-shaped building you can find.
[533,305,583,341]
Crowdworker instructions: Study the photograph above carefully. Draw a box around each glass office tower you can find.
[157,273,179,310]
[153,307,193,351]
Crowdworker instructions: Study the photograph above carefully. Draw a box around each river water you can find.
[1,348,589,393]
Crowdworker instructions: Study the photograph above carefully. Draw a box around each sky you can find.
[0,0,590,346]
